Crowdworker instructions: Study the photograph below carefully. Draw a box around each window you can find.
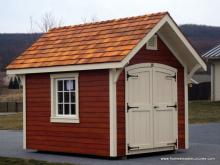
[146,35,158,50]
[50,73,79,123]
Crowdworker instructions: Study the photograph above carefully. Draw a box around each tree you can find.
[81,15,98,23]
[37,12,63,32]
[8,77,13,89]
[17,76,22,88]
[13,77,20,89]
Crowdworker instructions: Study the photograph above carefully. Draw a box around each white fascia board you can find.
[6,62,123,75]
[165,17,207,71]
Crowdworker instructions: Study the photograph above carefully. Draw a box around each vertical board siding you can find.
[26,70,110,156]
[117,37,185,156]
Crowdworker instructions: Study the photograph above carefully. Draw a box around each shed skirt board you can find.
[125,63,178,155]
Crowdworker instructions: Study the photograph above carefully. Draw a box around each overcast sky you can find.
[0,0,219,33]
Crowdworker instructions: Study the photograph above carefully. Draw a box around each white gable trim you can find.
[121,15,169,66]
[157,32,186,68]
[165,17,207,71]
[7,14,206,75]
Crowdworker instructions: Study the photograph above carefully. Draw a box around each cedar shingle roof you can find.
[7,12,167,69]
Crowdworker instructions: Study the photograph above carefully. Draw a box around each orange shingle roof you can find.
[7,12,168,69]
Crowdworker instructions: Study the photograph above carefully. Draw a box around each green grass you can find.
[0,112,22,130]
[189,101,220,124]
[0,156,74,165]
[0,101,220,130]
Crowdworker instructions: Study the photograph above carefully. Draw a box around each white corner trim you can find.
[211,63,215,101]
[20,75,26,149]
[184,67,189,149]
[109,69,117,157]
[50,72,79,123]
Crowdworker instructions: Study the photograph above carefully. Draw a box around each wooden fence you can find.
[0,102,23,113]
[189,82,210,100]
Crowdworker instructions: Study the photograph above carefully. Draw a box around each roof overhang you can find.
[7,15,206,76]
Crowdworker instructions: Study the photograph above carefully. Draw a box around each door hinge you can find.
[167,104,177,109]
[128,144,139,151]
[166,74,176,81]
[127,103,139,112]
[167,139,178,146]
[126,72,138,81]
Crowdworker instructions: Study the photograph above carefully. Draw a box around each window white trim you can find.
[50,73,79,123]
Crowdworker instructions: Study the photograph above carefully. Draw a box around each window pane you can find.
[70,92,75,103]
[58,92,63,103]
[57,80,63,91]
[64,80,69,91]
[71,104,76,115]
[64,104,69,114]
[71,80,75,91]
[64,92,69,103]
[58,104,63,115]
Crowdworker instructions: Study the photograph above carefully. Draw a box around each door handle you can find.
[153,106,159,109]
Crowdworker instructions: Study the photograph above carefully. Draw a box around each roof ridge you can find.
[50,11,168,31]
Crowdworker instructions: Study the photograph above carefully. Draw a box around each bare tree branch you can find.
[81,15,98,24]
[37,12,63,32]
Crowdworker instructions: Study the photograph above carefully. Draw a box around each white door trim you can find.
[126,63,177,73]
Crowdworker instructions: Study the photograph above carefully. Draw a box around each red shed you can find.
[7,12,206,157]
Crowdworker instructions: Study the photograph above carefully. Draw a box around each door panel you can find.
[127,67,153,149]
[126,64,177,152]
[153,67,177,147]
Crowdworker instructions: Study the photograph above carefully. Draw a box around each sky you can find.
[0,0,219,33]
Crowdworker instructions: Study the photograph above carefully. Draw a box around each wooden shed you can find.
[202,44,220,101]
[7,12,206,157]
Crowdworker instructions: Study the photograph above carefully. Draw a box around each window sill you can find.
[50,117,80,123]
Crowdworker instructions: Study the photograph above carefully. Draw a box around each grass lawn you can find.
[0,157,73,165]
[0,112,22,130]
[189,101,220,124]
[0,101,220,130]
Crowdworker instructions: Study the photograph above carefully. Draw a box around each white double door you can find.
[126,64,177,152]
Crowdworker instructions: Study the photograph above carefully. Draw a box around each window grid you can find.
[56,78,76,116]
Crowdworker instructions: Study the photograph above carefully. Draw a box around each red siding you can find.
[117,37,185,156]
[26,70,110,156]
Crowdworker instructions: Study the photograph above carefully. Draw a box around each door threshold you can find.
[126,146,175,155]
